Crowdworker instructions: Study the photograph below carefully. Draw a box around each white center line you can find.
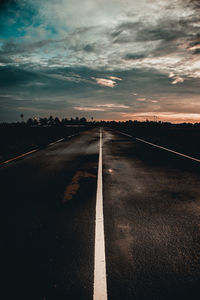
[93,128,107,300]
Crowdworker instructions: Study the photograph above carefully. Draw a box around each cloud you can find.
[74,103,130,112]
[91,77,119,88]
[0,0,200,78]
[1,0,200,122]
[136,98,146,102]
[96,103,129,108]
[169,72,185,84]
[74,106,105,111]
[188,71,200,78]
[172,76,185,84]
[0,39,57,55]
[109,76,122,81]
[124,53,146,60]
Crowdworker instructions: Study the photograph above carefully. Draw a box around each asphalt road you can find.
[1,128,200,300]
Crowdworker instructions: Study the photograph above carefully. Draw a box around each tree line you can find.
[25,116,87,126]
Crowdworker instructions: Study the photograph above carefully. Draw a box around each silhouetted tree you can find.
[80,117,87,124]
[54,117,61,125]
[48,116,54,126]
[27,118,34,126]
[61,118,68,125]
[39,117,48,126]
[32,118,38,126]
[20,114,24,122]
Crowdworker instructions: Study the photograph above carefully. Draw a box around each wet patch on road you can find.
[63,170,96,202]
[115,223,133,260]
[103,128,200,300]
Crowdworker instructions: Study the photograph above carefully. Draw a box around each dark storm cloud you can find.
[188,0,200,8]
[111,17,194,44]
[189,39,200,47]
[192,48,200,54]
[0,65,120,95]
[0,39,57,55]
[0,66,39,87]
[1,0,200,122]
[111,21,141,33]
[0,64,198,100]
[1,63,200,122]
[82,44,95,53]
[124,53,146,60]
[0,0,14,8]
[110,21,140,41]
[107,16,198,64]
[135,26,184,42]
[0,54,13,63]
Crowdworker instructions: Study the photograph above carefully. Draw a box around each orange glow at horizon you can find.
[94,113,200,124]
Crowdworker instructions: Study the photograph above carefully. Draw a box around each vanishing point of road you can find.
[1,128,200,300]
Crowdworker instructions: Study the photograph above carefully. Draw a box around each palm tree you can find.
[20,114,24,122]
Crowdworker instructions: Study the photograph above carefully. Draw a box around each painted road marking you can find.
[0,149,38,165]
[94,128,107,300]
[117,130,200,163]
[48,138,65,146]
[1,137,66,166]
[117,131,132,138]
[136,137,200,163]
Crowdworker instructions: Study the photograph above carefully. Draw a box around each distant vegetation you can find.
[106,120,200,160]
[0,116,88,162]
[1,116,200,162]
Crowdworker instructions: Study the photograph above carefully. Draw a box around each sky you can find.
[0,0,200,123]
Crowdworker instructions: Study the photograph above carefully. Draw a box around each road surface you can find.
[1,128,200,300]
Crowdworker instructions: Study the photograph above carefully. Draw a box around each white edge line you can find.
[48,137,65,146]
[117,130,200,163]
[1,149,38,165]
[1,137,66,165]
[1,133,81,166]
[116,131,132,138]
[136,137,200,163]
[93,128,107,300]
